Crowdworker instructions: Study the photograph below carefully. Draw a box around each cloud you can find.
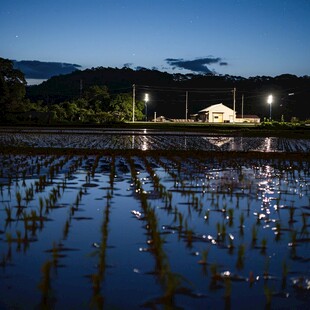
[165,57,227,73]
[135,66,148,71]
[123,63,133,68]
[12,60,82,79]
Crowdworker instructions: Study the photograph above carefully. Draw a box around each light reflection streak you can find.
[264,138,271,152]
[141,136,148,151]
[131,135,135,149]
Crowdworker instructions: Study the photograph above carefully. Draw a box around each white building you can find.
[235,114,260,123]
[197,103,236,123]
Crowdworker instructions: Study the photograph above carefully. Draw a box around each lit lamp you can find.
[144,93,149,121]
[267,94,273,121]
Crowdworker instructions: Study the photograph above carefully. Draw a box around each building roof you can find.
[198,103,234,113]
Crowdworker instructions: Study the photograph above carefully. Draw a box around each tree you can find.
[60,101,79,122]
[50,104,67,121]
[83,85,110,111]
[0,58,26,119]
[110,93,144,121]
[21,100,47,113]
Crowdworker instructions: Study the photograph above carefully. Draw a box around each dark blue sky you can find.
[1,0,310,77]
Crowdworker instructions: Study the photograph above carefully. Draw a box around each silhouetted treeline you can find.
[27,67,310,121]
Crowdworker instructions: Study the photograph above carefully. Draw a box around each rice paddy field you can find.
[0,128,309,309]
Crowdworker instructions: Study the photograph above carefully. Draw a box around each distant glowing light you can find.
[144,93,149,102]
[267,95,273,120]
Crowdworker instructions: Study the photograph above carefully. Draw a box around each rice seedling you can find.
[281,260,288,289]
[48,165,55,182]
[264,284,273,309]
[28,210,39,236]
[5,232,13,244]
[25,185,34,204]
[236,244,245,270]
[16,230,22,251]
[39,196,44,217]
[7,174,12,191]
[251,224,258,246]
[224,276,232,302]
[36,162,41,175]
[227,208,234,227]
[185,229,193,248]
[90,273,104,309]
[0,254,8,269]
[75,194,80,209]
[274,222,281,241]
[263,257,271,280]
[109,156,116,191]
[38,260,53,308]
[220,223,227,243]
[44,197,50,214]
[177,212,184,232]
[4,205,13,222]
[62,219,70,240]
[21,169,27,187]
[204,209,210,222]
[15,191,22,207]
[198,248,209,265]
[261,237,267,254]
[228,233,235,254]
[289,230,297,248]
[289,207,295,224]
[301,212,308,229]
[235,193,241,209]
[51,242,60,267]
[239,212,245,234]
[209,263,221,290]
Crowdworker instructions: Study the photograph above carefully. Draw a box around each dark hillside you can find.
[26,68,310,120]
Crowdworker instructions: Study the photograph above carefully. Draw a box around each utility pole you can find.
[80,79,83,98]
[132,84,135,123]
[233,87,236,123]
[241,94,244,119]
[185,91,188,121]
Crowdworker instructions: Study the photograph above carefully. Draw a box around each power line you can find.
[135,84,233,93]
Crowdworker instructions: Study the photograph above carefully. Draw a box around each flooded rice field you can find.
[0,128,309,152]
[0,150,309,309]
[0,129,309,309]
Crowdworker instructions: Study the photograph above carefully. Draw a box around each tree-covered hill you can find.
[27,67,310,121]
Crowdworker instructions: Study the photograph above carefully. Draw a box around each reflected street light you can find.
[144,93,149,121]
[267,94,273,121]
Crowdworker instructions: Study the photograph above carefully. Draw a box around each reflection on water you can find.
[203,136,234,147]
[131,135,135,149]
[264,137,271,152]
[141,136,148,151]
[0,131,309,152]
[0,153,309,309]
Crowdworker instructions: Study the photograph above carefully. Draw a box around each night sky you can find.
[1,0,310,78]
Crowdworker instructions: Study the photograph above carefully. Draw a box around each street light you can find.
[144,93,149,121]
[267,94,273,121]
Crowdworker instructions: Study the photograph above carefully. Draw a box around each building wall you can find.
[235,117,260,123]
[207,105,235,123]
